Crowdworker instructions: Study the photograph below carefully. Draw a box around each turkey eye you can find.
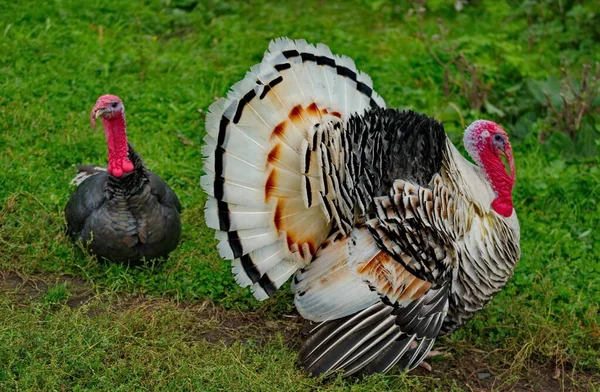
[493,134,503,142]
[111,102,118,108]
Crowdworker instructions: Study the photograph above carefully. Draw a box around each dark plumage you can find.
[343,108,447,217]
[65,95,181,264]
[347,108,446,191]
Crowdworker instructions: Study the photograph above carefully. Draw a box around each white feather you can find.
[69,166,106,186]
[204,197,275,231]
[293,229,380,322]
[205,153,266,186]
[215,227,279,259]
[250,284,269,301]
[200,173,265,207]
[203,37,387,301]
[264,260,300,288]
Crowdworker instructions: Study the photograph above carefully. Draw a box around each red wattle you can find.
[492,198,513,217]
[111,165,124,177]
[479,144,515,217]
[121,159,134,173]
[102,114,132,178]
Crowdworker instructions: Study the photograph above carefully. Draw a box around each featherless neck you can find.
[479,147,515,217]
[102,114,134,178]
[463,121,516,218]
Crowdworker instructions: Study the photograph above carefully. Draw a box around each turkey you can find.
[65,94,182,264]
[201,38,520,377]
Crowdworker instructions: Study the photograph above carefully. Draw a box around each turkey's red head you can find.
[91,94,125,128]
[90,95,133,178]
[463,120,515,217]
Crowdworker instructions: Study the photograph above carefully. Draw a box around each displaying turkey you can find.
[65,95,182,264]
[201,38,520,377]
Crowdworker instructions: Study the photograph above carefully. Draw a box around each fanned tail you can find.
[202,38,385,300]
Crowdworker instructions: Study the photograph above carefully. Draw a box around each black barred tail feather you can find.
[293,226,449,377]
[298,286,449,378]
[202,38,385,300]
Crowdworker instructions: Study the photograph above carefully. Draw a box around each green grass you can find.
[1,0,599,390]
[1,281,465,391]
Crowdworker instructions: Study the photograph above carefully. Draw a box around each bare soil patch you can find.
[1,270,597,391]
[0,270,94,307]
[410,347,598,391]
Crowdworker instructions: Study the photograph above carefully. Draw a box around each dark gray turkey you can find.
[65,94,181,264]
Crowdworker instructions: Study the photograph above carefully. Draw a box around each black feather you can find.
[346,108,446,200]
[298,285,450,378]
[64,144,181,265]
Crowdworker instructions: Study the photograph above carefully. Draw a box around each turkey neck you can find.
[101,114,130,177]
[106,144,147,195]
[479,148,515,217]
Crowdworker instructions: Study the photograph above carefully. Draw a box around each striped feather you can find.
[214,227,279,260]
[231,239,288,287]
[202,37,385,300]
[293,225,451,377]
[204,197,274,231]
[298,285,450,378]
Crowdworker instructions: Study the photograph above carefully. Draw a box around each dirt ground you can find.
[1,270,597,392]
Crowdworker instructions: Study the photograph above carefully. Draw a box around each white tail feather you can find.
[203,37,385,300]
[215,227,279,260]
[204,197,275,231]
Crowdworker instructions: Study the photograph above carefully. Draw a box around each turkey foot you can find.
[417,351,443,372]
[408,341,447,372]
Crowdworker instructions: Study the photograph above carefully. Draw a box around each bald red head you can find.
[90,94,124,129]
[463,120,516,217]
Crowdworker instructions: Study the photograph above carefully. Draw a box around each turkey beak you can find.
[90,107,105,129]
[94,108,106,119]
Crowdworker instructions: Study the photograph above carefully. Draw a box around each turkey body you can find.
[65,145,181,264]
[202,38,521,377]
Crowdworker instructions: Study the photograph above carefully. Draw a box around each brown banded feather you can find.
[307,102,320,115]
[204,38,386,302]
[265,169,278,201]
[271,121,287,141]
[273,201,284,231]
[274,197,329,259]
[267,143,282,166]
[289,105,303,123]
